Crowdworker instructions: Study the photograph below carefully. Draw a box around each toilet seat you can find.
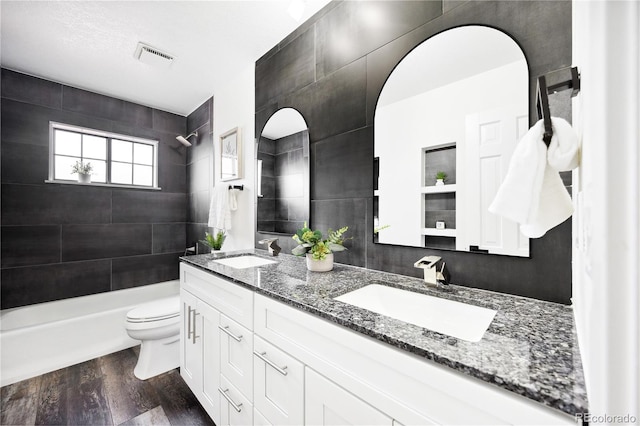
[126,296,179,323]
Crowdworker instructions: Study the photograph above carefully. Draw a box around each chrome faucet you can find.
[259,238,281,256]
[414,256,450,288]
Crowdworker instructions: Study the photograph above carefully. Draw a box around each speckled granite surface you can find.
[180,249,588,416]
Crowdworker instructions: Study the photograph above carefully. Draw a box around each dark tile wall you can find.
[255,0,573,304]
[1,69,188,309]
[257,131,309,235]
[185,97,215,254]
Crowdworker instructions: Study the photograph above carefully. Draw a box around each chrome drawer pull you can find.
[218,388,243,412]
[254,351,288,376]
[219,325,243,342]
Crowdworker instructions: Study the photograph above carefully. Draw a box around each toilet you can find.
[125,295,181,380]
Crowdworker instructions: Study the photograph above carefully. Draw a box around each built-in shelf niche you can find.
[422,144,456,249]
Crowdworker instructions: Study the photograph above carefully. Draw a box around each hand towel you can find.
[228,188,239,212]
[488,120,547,225]
[489,117,580,238]
[547,117,580,171]
[208,185,232,230]
[520,117,580,237]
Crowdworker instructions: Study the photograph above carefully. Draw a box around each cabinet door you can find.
[220,314,253,401]
[253,336,304,425]
[199,301,221,425]
[180,289,202,393]
[219,375,253,426]
[305,368,392,426]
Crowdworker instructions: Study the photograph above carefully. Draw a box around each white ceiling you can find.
[0,0,332,116]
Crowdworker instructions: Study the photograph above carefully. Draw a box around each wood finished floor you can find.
[0,347,215,426]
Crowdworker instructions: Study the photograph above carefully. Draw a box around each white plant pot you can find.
[306,253,334,272]
[78,173,91,184]
[435,179,444,186]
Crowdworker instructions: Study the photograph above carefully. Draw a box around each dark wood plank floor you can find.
[1,347,215,426]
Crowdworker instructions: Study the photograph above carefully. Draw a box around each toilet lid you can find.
[126,296,180,323]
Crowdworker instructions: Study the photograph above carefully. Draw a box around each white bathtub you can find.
[0,280,179,387]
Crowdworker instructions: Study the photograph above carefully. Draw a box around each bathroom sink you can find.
[334,284,496,342]
[213,255,277,269]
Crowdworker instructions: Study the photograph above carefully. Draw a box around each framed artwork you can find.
[219,127,242,181]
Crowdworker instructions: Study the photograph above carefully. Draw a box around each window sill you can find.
[45,180,162,191]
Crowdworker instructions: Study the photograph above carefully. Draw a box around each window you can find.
[49,122,159,189]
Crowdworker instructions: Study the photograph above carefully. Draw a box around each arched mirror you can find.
[374,25,530,257]
[256,108,310,235]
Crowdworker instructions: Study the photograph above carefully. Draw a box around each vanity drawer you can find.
[220,314,253,401]
[253,335,304,426]
[181,263,253,330]
[219,375,253,426]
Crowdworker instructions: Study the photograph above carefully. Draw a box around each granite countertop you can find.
[180,249,587,416]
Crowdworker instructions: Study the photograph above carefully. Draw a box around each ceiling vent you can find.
[134,42,174,68]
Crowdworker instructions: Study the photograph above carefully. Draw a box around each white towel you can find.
[488,120,547,225]
[547,117,580,171]
[208,185,232,231]
[489,117,580,238]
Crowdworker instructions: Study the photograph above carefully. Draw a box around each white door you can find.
[463,107,529,256]
[304,368,392,426]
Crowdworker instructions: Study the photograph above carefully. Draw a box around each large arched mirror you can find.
[257,108,310,235]
[374,26,530,257]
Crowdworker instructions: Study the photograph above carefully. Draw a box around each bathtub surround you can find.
[0,69,192,309]
[186,97,216,256]
[255,0,573,304]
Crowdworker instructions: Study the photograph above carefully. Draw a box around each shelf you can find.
[421,228,456,237]
[421,184,457,194]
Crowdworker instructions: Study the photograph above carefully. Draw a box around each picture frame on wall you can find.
[219,127,242,181]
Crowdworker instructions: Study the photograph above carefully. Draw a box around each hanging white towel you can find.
[228,188,239,211]
[547,117,581,171]
[208,185,232,231]
[488,120,547,225]
[489,117,580,238]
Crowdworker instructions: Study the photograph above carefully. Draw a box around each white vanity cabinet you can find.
[181,262,574,426]
[180,263,255,426]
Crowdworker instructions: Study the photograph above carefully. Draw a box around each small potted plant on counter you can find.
[71,161,93,183]
[435,171,447,186]
[201,230,226,253]
[292,222,349,272]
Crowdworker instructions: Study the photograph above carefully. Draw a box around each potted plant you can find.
[435,171,447,186]
[201,230,226,252]
[71,161,93,183]
[292,222,349,272]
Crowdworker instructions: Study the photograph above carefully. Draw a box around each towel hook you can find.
[536,66,581,147]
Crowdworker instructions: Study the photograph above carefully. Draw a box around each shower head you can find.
[176,131,198,147]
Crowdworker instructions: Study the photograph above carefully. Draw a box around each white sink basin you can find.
[213,255,277,269]
[334,284,496,342]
